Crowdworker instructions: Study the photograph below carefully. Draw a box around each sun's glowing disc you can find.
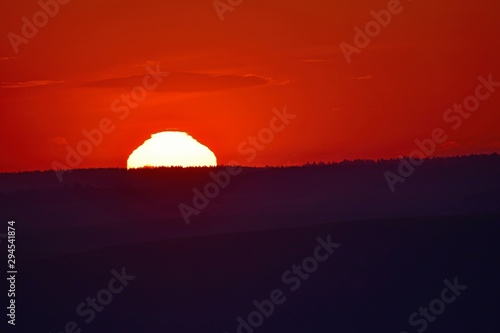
[127,131,217,169]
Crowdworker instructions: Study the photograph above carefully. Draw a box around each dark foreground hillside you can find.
[14,214,500,333]
[0,154,499,332]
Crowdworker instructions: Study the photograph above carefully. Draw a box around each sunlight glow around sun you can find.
[127,131,217,169]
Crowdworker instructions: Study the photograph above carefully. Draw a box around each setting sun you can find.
[127,131,217,169]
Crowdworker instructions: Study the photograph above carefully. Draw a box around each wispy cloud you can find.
[441,140,500,150]
[134,60,161,68]
[351,75,373,80]
[484,140,500,149]
[0,80,64,89]
[87,72,274,92]
[300,58,330,63]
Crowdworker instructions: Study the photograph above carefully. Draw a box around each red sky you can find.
[1,0,499,172]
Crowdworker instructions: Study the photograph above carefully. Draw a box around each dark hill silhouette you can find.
[0,154,498,254]
[0,154,499,332]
